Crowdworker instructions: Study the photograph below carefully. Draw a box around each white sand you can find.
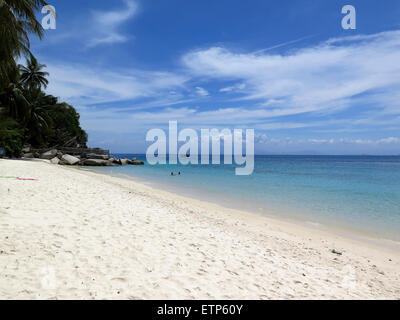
[0,159,399,300]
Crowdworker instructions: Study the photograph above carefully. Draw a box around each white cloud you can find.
[195,86,209,96]
[220,83,246,93]
[182,30,400,118]
[255,136,400,146]
[46,62,188,106]
[377,137,400,144]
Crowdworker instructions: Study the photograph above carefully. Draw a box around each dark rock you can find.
[40,149,58,160]
[120,158,130,165]
[131,160,144,165]
[113,158,122,165]
[83,159,109,166]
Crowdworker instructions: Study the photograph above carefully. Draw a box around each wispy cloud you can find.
[46,62,188,106]
[88,0,139,47]
[252,35,316,55]
[219,83,246,93]
[195,86,209,96]
[182,30,400,119]
[35,0,140,49]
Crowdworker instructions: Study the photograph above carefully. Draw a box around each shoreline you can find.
[1,159,400,299]
[82,166,400,251]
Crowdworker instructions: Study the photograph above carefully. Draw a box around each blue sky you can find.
[31,0,400,154]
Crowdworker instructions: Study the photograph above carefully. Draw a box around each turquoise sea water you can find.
[89,155,400,241]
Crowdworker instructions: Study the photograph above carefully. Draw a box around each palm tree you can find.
[0,82,30,122]
[24,89,53,145]
[0,0,47,88]
[19,55,49,90]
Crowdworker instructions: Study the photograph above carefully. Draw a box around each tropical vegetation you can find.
[0,0,87,157]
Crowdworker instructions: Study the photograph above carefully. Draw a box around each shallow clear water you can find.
[89,155,400,241]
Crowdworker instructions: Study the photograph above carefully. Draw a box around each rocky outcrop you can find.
[21,146,143,168]
[60,147,109,159]
[119,158,144,165]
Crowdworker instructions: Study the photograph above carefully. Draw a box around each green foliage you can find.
[0,82,30,122]
[23,89,53,146]
[0,80,89,152]
[0,0,88,156]
[47,102,88,147]
[0,116,24,157]
[22,89,88,148]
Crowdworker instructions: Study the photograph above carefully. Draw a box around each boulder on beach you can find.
[61,154,80,165]
[50,157,60,165]
[83,159,109,166]
[40,149,58,160]
[22,145,31,153]
[23,153,34,159]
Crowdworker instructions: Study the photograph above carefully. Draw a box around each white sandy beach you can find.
[0,158,399,299]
